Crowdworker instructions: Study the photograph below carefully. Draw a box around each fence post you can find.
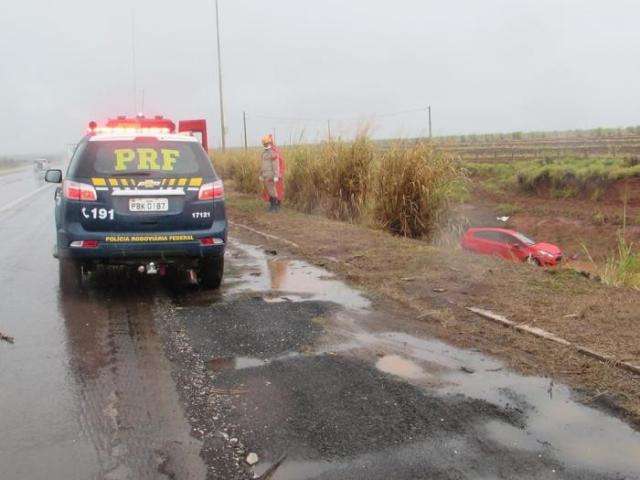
[242,111,248,151]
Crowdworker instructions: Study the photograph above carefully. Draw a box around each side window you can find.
[474,231,501,242]
[500,233,521,246]
[66,138,89,176]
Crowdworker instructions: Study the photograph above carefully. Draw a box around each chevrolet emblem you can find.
[137,179,161,188]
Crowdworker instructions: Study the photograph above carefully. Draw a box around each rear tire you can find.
[200,256,224,289]
[59,258,83,293]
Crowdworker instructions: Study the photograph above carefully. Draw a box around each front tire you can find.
[200,256,224,289]
[526,255,541,266]
[59,258,83,293]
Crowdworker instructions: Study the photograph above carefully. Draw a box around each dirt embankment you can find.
[227,192,640,426]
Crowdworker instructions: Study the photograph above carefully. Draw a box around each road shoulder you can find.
[227,192,640,427]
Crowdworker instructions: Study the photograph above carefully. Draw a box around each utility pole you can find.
[428,105,432,139]
[327,119,332,140]
[242,111,248,151]
[214,0,226,151]
[131,9,137,114]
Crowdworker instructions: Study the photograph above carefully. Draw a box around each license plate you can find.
[129,198,169,212]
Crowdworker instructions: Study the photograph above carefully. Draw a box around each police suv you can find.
[46,116,227,292]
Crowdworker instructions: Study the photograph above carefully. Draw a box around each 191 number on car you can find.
[82,207,115,220]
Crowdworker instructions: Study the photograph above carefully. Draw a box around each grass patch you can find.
[586,234,640,289]
[495,203,522,216]
[465,155,640,199]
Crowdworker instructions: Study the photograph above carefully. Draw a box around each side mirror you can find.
[45,169,63,184]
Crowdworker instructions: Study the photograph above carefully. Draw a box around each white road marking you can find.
[0,184,52,216]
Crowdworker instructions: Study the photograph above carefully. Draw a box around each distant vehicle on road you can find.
[33,159,49,179]
[33,158,49,171]
[461,227,562,266]
[45,115,227,292]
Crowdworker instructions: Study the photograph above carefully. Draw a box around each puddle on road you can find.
[252,458,337,480]
[363,332,640,477]
[207,356,268,372]
[484,420,542,452]
[219,238,640,477]
[375,354,428,380]
[224,241,370,311]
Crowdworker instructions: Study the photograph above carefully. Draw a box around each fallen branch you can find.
[0,331,15,344]
[466,307,640,376]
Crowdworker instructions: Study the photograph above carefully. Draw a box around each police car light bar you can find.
[88,126,172,135]
[88,115,177,135]
[87,116,209,151]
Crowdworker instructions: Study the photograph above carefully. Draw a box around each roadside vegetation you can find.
[595,235,640,289]
[439,125,640,144]
[466,155,640,199]
[213,137,466,239]
[0,157,29,172]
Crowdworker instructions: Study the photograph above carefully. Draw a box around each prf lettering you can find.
[114,149,180,172]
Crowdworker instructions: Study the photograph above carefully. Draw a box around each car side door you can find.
[471,231,503,257]
[499,232,528,261]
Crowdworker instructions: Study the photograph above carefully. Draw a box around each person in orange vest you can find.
[260,134,285,212]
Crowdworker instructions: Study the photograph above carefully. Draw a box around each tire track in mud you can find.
[62,283,206,479]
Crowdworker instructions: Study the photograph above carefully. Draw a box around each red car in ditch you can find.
[461,227,562,266]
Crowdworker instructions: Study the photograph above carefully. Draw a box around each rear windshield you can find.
[68,139,216,178]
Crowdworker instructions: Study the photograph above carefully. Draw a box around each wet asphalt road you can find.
[1,168,640,480]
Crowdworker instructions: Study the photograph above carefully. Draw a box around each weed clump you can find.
[284,135,375,221]
[322,135,375,221]
[586,234,640,289]
[373,143,466,239]
[285,146,325,213]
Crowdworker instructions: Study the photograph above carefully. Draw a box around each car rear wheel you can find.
[200,256,224,289]
[59,258,83,293]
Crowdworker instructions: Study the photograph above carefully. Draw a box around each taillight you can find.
[199,237,224,246]
[198,180,224,200]
[63,180,97,201]
[70,240,99,249]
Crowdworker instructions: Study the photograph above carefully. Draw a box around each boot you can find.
[274,198,281,212]
[268,197,276,212]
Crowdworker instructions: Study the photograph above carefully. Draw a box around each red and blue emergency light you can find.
[87,115,210,151]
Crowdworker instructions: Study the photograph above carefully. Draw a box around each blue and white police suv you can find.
[46,116,227,292]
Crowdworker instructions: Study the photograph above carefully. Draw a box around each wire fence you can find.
[236,106,432,148]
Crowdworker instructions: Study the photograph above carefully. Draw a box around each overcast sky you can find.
[1,0,639,154]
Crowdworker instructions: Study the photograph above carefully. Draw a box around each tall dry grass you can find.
[284,135,375,221]
[213,149,261,194]
[215,136,467,240]
[283,145,324,213]
[373,143,466,239]
[320,135,375,221]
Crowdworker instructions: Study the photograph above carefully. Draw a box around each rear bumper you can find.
[56,220,227,263]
